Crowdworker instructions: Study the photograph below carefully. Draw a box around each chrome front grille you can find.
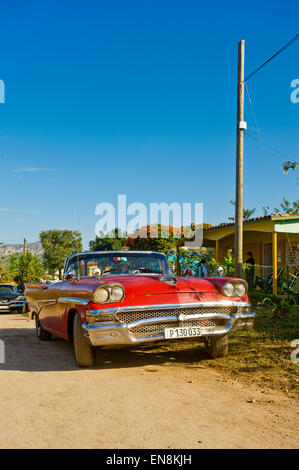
[130,318,224,338]
[116,306,236,325]
[115,305,236,339]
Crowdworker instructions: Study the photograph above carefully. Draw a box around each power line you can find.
[245,132,293,160]
[244,33,299,82]
[244,82,280,200]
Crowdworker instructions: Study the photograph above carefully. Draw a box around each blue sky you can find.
[0,0,298,248]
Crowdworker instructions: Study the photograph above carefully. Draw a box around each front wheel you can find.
[35,315,52,341]
[204,334,228,358]
[73,314,96,367]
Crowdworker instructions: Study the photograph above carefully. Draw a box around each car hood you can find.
[97,274,219,296]
[0,292,19,301]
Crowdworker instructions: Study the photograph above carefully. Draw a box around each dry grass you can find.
[135,304,299,398]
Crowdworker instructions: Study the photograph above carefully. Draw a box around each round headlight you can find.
[234,282,246,297]
[223,282,235,297]
[93,287,109,303]
[110,286,124,302]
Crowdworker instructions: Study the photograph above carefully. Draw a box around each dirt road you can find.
[0,314,298,449]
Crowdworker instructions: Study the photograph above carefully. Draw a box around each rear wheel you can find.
[73,314,96,367]
[204,334,228,358]
[35,315,52,341]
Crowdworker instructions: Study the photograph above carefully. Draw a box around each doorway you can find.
[263,243,272,279]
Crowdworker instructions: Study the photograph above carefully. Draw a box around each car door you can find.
[37,282,62,336]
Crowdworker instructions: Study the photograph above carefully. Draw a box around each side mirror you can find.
[216,266,225,277]
[92,267,102,280]
[63,270,76,281]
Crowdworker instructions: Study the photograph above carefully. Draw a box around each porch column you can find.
[272,232,277,295]
[215,240,219,261]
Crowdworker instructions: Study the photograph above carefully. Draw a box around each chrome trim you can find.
[58,297,89,305]
[128,312,230,329]
[82,320,234,346]
[0,300,27,306]
[177,312,230,322]
[81,302,255,347]
[87,301,251,316]
[230,312,256,331]
[231,312,255,319]
[158,275,178,285]
[8,302,26,307]
[100,273,164,277]
[0,299,27,312]
[216,265,225,276]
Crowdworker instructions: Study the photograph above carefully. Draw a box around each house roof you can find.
[203,213,299,233]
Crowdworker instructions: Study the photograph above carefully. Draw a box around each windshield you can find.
[67,252,172,278]
[0,285,17,294]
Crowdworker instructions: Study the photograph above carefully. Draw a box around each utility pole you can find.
[23,238,27,253]
[234,40,246,278]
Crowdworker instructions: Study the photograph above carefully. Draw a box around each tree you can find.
[89,228,127,251]
[125,223,209,255]
[125,224,184,254]
[40,229,83,278]
[274,198,299,215]
[0,259,13,282]
[282,161,298,174]
[222,249,235,277]
[282,160,298,187]
[0,242,13,282]
[262,206,270,216]
[9,252,45,287]
[168,248,217,277]
[228,200,255,221]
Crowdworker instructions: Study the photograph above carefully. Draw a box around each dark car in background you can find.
[0,283,27,314]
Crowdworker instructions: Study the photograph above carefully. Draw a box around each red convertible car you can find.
[25,251,255,367]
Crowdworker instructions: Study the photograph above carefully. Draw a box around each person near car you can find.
[245,251,255,290]
[198,260,208,278]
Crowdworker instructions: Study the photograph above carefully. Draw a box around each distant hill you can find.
[0,241,44,259]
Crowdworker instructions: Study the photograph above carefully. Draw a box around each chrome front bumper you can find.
[82,302,255,347]
[0,300,27,312]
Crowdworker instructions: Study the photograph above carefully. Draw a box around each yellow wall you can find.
[215,232,291,267]
[204,223,299,292]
